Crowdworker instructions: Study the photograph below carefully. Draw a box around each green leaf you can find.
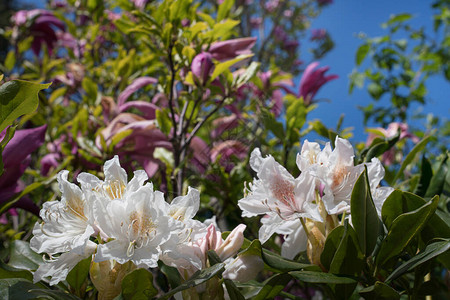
[29,288,82,300]
[217,0,234,22]
[351,167,382,256]
[392,136,431,184]
[289,271,356,284]
[158,261,181,291]
[235,61,260,88]
[159,263,225,300]
[261,110,285,140]
[329,221,364,276]
[223,279,245,300]
[0,278,43,300]
[66,257,91,292]
[321,226,345,271]
[386,13,412,25]
[261,249,317,272]
[376,195,440,267]
[7,240,42,271]
[414,155,433,197]
[4,51,16,72]
[0,80,51,133]
[0,125,16,176]
[424,154,448,198]
[253,273,292,300]
[359,281,400,300]
[0,264,33,281]
[210,54,253,81]
[121,268,157,300]
[386,239,450,283]
[360,134,399,163]
[356,44,370,66]
[156,109,172,136]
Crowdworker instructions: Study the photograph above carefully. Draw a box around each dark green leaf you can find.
[351,167,382,256]
[7,240,42,271]
[0,125,16,176]
[376,195,439,267]
[159,263,225,300]
[386,239,450,283]
[321,226,345,271]
[414,155,433,197]
[261,249,317,272]
[0,80,51,133]
[223,279,245,300]
[289,271,356,284]
[66,256,91,291]
[0,278,43,300]
[359,281,400,300]
[424,154,448,198]
[158,261,181,291]
[121,268,157,300]
[253,273,292,300]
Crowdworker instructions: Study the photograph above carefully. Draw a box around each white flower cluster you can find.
[238,137,393,259]
[31,156,259,286]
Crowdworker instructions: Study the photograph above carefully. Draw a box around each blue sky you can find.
[303,0,449,142]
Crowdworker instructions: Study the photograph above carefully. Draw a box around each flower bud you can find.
[191,52,214,85]
[216,224,246,261]
[223,254,264,282]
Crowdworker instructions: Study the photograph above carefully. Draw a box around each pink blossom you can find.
[208,37,257,61]
[310,29,327,41]
[286,62,338,106]
[191,52,214,85]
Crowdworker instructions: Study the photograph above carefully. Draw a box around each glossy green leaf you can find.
[4,51,15,72]
[7,240,42,271]
[381,191,450,243]
[159,263,225,300]
[121,268,157,300]
[289,271,356,284]
[235,61,260,88]
[376,195,439,267]
[321,226,345,271]
[351,167,381,256]
[386,239,450,283]
[66,257,91,291]
[158,261,181,291]
[329,221,364,276]
[424,154,448,198]
[356,44,370,66]
[0,80,51,133]
[0,278,43,300]
[392,136,431,184]
[359,281,400,300]
[29,288,81,300]
[253,273,292,300]
[414,155,433,197]
[0,264,33,281]
[261,248,317,272]
[223,279,245,300]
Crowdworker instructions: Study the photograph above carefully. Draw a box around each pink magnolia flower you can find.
[210,140,248,172]
[12,9,65,56]
[310,29,327,41]
[191,52,214,85]
[286,61,338,106]
[0,125,47,214]
[208,37,257,61]
[366,122,419,166]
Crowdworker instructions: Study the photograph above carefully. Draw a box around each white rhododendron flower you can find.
[240,137,393,260]
[30,155,201,285]
[238,148,321,221]
[31,170,95,257]
[93,182,178,268]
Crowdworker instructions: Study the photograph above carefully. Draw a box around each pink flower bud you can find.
[191,52,214,85]
[216,224,246,261]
